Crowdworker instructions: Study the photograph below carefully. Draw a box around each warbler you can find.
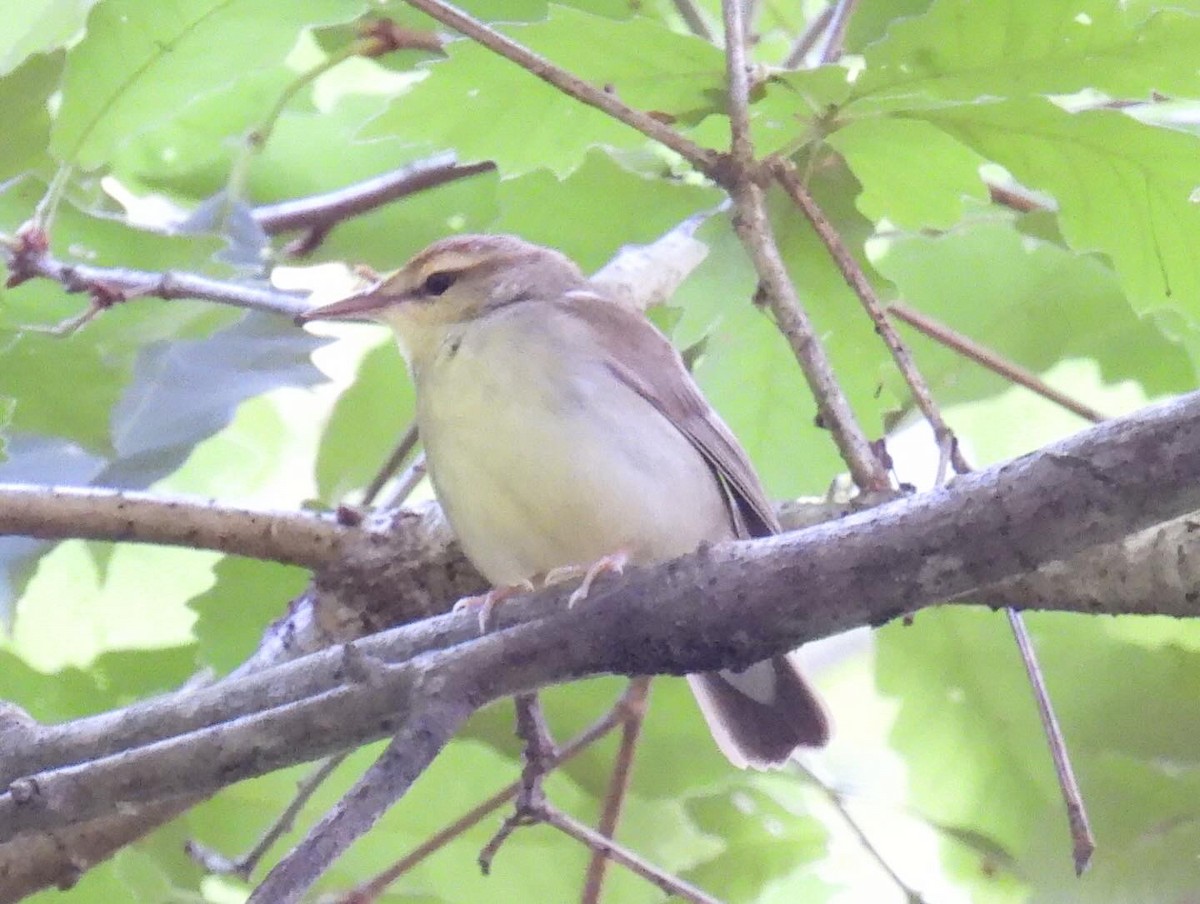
[301,234,830,767]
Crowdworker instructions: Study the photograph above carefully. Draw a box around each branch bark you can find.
[5,390,1200,863]
[0,485,347,569]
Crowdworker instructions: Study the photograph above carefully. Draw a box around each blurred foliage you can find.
[3,0,1200,901]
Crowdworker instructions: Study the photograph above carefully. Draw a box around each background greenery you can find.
[3,0,1200,901]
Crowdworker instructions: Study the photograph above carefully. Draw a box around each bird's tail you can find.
[687,654,830,769]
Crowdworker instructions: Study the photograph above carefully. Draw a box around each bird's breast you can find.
[413,311,731,586]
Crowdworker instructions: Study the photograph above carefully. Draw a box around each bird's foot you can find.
[453,581,534,632]
[565,550,631,608]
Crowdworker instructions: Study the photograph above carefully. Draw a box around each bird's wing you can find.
[558,293,781,539]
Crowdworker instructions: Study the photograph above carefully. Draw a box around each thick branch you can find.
[0,485,347,569]
[6,390,1200,845]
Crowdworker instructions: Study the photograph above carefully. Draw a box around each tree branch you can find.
[401,0,722,178]
[0,484,347,569]
[254,156,495,246]
[1,246,309,319]
[719,0,888,491]
[6,390,1200,853]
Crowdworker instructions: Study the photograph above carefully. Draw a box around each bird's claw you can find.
[566,550,630,608]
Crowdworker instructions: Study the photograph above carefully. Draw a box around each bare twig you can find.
[795,763,927,903]
[722,0,755,169]
[669,0,714,41]
[770,159,971,476]
[817,0,860,64]
[362,423,421,506]
[580,677,651,904]
[339,681,646,903]
[1,246,309,318]
[375,453,428,512]
[784,5,834,68]
[478,693,558,872]
[771,160,1091,869]
[255,157,495,246]
[187,753,349,880]
[770,156,1089,879]
[401,0,722,177]
[1007,613,1095,872]
[987,182,1047,214]
[542,805,720,904]
[0,484,346,568]
[887,303,1106,424]
[721,0,888,491]
[247,698,470,904]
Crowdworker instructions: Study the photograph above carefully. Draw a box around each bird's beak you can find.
[296,280,405,324]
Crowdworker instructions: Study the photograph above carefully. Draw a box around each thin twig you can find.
[374,453,428,512]
[1006,610,1095,873]
[817,0,860,64]
[401,0,722,177]
[886,299,1103,867]
[362,423,421,506]
[478,693,559,872]
[720,0,888,491]
[795,763,927,903]
[2,247,309,319]
[722,0,755,169]
[187,753,349,880]
[255,157,495,244]
[669,0,714,41]
[987,182,1047,214]
[887,303,1106,424]
[338,682,645,903]
[247,699,469,904]
[541,805,721,904]
[579,677,651,904]
[783,5,834,68]
[770,151,1091,879]
[770,159,972,475]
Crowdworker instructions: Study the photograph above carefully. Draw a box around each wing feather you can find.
[556,294,781,539]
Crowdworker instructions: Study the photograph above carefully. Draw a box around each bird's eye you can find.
[422,271,457,296]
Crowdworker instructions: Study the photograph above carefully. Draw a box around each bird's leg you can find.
[453,580,534,632]
[564,550,631,608]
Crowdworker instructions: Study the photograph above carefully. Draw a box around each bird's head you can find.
[298,234,586,362]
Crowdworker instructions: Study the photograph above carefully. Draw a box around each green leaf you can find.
[191,556,310,674]
[52,0,363,168]
[10,539,212,670]
[0,0,97,75]
[315,338,413,502]
[683,779,829,903]
[104,312,327,488]
[915,99,1200,317]
[0,52,61,181]
[491,148,721,271]
[829,117,989,230]
[364,5,726,177]
[872,218,1197,410]
[0,648,120,721]
[852,0,1200,108]
[879,608,1200,898]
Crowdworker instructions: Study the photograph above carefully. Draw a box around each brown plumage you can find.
[301,234,831,767]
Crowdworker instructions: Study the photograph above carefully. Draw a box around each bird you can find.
[299,234,830,768]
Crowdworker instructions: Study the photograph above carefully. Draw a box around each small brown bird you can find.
[300,234,830,767]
